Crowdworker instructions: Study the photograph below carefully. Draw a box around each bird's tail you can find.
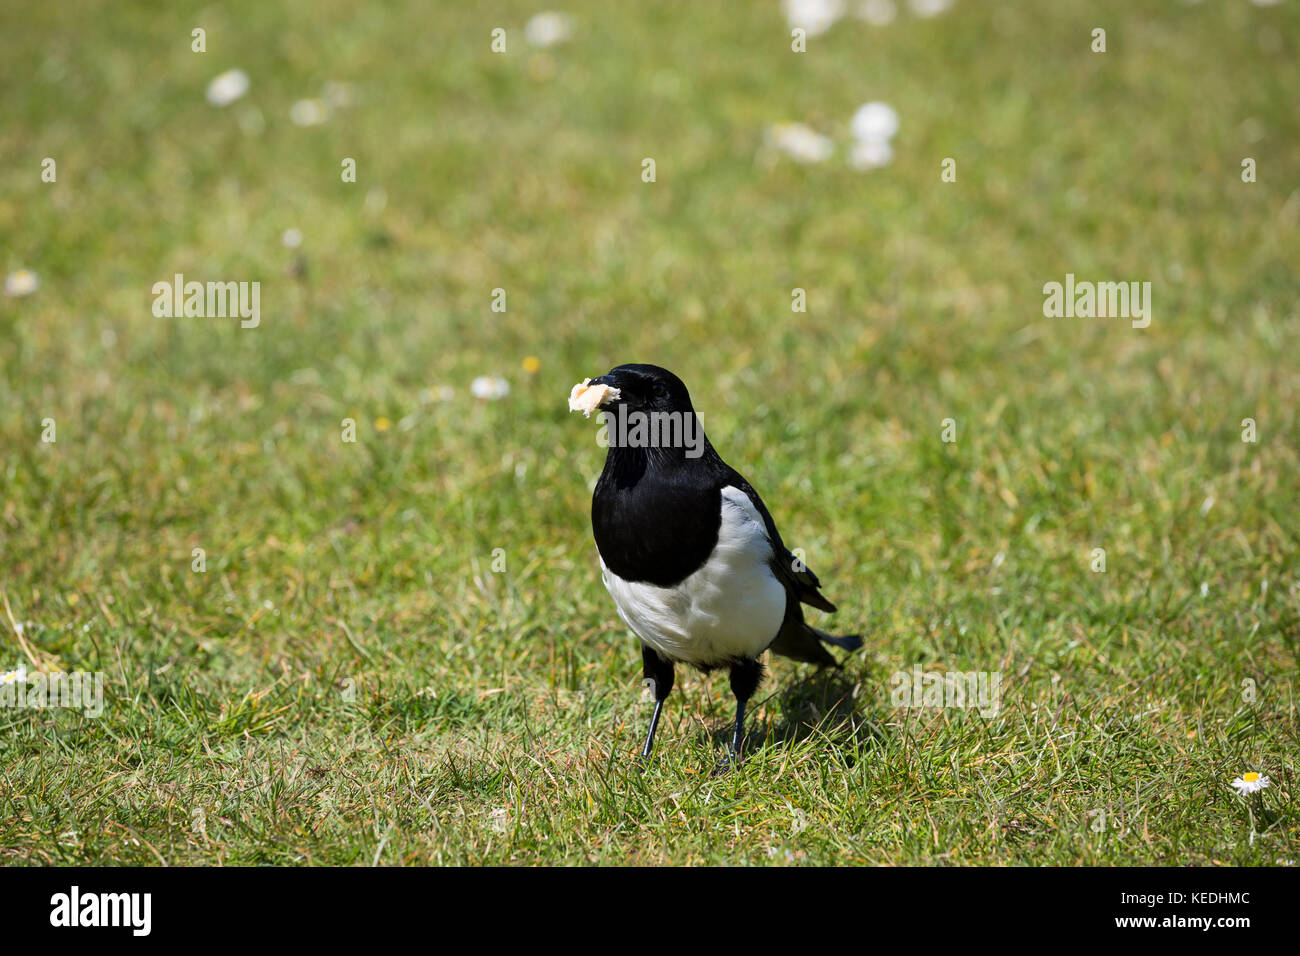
[769,621,863,666]
[810,627,863,654]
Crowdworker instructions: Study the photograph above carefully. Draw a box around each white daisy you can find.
[856,0,898,26]
[765,123,834,164]
[206,69,250,107]
[364,187,388,216]
[908,0,953,17]
[0,667,26,685]
[783,0,845,37]
[420,385,455,404]
[525,12,573,47]
[1231,772,1270,796]
[282,228,303,249]
[4,269,39,297]
[322,81,354,109]
[471,376,510,400]
[289,99,328,127]
[848,137,893,169]
[236,106,265,137]
[851,101,899,143]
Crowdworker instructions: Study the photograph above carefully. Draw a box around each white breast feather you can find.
[600,486,787,665]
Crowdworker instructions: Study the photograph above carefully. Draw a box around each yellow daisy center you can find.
[1242,772,1260,782]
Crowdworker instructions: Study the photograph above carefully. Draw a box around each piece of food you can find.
[568,378,620,417]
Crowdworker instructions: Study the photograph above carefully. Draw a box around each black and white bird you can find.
[570,363,860,766]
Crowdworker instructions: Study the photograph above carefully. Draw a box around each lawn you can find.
[0,0,1297,865]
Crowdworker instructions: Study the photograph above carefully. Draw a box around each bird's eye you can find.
[652,383,668,398]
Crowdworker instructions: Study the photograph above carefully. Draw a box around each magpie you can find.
[570,363,861,767]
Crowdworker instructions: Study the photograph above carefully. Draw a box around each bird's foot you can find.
[711,752,739,777]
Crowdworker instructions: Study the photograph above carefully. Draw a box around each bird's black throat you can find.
[591,439,727,587]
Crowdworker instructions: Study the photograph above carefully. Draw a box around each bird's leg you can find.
[641,699,664,762]
[730,699,747,757]
[639,644,674,766]
[715,658,764,775]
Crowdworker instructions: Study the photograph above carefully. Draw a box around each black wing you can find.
[724,470,837,614]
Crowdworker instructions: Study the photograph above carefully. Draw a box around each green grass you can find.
[1,0,1297,865]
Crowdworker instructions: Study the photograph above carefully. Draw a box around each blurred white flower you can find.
[783,0,845,37]
[421,385,456,404]
[290,99,328,127]
[765,123,834,164]
[471,376,511,400]
[0,668,26,685]
[364,187,388,216]
[322,81,354,109]
[908,0,953,17]
[856,0,897,25]
[848,137,893,169]
[206,69,250,107]
[1231,773,1270,796]
[525,12,573,47]
[236,106,265,136]
[282,228,303,249]
[4,269,39,297]
[851,101,899,143]
[1249,0,1282,6]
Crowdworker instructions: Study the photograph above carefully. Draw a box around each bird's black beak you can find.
[587,374,622,407]
[568,373,625,418]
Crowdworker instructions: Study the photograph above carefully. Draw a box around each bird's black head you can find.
[577,364,717,475]
[587,364,696,415]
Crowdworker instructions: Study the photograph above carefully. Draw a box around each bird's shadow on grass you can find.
[695,666,886,763]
